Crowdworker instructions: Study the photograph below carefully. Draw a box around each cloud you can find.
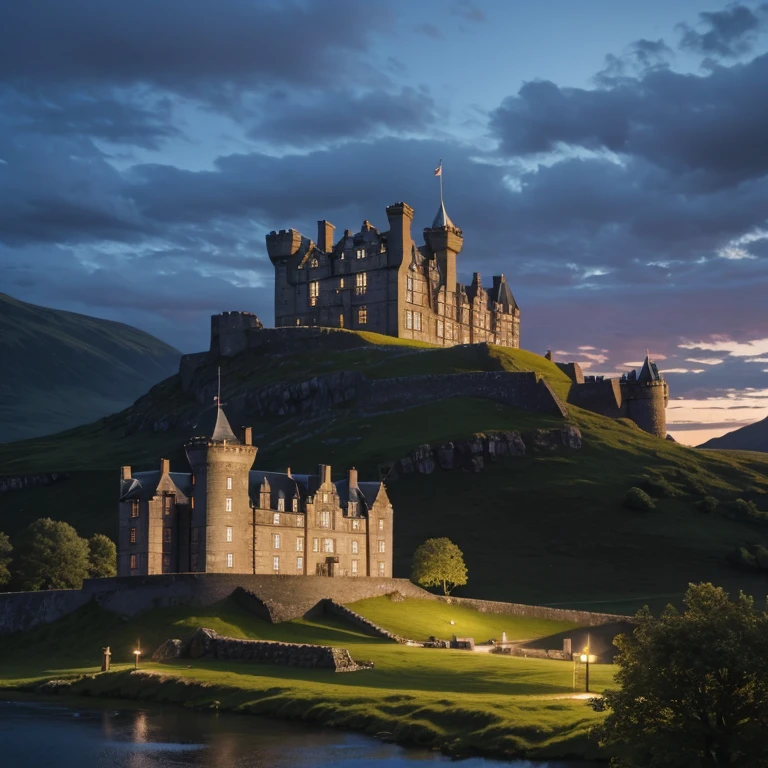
[678,4,768,59]
[415,23,443,40]
[684,357,725,365]
[679,337,768,357]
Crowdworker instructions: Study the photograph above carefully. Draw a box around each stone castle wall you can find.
[623,381,668,439]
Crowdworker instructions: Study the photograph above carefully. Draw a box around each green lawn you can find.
[0,597,616,759]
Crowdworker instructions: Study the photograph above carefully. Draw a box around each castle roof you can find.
[489,274,519,313]
[432,200,455,229]
[638,355,662,383]
[119,471,193,502]
[211,406,240,443]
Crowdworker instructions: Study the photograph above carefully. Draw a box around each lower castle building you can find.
[266,200,520,348]
[117,407,393,578]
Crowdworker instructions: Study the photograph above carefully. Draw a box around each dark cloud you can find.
[490,53,768,186]
[415,23,443,40]
[597,39,674,83]
[679,3,768,58]
[248,88,437,148]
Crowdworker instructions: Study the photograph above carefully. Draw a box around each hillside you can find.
[700,415,768,453]
[2,330,768,613]
[0,293,181,443]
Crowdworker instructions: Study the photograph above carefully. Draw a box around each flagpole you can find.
[440,165,443,205]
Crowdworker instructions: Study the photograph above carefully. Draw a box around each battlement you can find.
[211,312,264,357]
[266,228,303,262]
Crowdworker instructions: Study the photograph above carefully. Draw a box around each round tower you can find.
[185,408,257,573]
[621,354,669,439]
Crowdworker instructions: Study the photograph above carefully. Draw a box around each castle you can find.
[265,200,520,348]
[559,353,669,438]
[117,406,393,578]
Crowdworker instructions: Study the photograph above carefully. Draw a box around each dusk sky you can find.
[2,1,768,445]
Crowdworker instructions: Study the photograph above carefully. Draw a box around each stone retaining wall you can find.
[320,599,407,643]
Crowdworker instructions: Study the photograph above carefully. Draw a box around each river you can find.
[0,699,579,767]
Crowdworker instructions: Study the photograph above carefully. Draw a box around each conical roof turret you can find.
[432,200,455,229]
[211,405,240,443]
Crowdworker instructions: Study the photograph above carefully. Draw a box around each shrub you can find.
[631,474,680,499]
[733,498,768,523]
[697,496,719,514]
[727,543,768,573]
[624,487,656,512]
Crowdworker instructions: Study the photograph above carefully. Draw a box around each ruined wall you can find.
[567,379,623,419]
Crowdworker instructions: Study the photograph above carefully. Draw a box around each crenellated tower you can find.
[620,354,669,438]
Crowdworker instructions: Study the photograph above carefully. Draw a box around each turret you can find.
[266,228,303,264]
[185,406,257,573]
[620,353,669,438]
[424,200,463,293]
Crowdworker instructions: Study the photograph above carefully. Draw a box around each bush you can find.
[727,543,768,573]
[733,498,768,523]
[631,474,681,499]
[624,487,656,512]
[697,496,719,514]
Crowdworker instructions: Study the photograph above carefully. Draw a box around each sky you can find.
[1,0,768,446]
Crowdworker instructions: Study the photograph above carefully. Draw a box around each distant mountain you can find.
[700,417,768,452]
[0,293,181,443]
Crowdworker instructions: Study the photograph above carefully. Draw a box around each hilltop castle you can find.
[117,407,393,578]
[266,200,520,348]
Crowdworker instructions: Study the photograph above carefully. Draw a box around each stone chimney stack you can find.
[121,466,131,481]
[318,464,333,485]
[385,202,414,265]
[241,426,253,446]
[160,458,170,474]
[317,220,335,252]
[348,467,358,490]
[286,467,292,478]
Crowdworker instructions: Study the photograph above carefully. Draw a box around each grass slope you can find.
[0,293,181,443]
[0,597,614,759]
[2,333,768,611]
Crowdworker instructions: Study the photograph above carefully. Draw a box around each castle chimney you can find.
[318,464,332,485]
[348,467,358,489]
[160,458,170,474]
[121,466,131,481]
[385,202,413,265]
[241,426,253,446]
[286,467,292,478]
[317,220,335,252]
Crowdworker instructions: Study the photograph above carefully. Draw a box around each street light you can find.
[579,633,593,693]
[133,639,142,670]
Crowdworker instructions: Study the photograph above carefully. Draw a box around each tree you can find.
[0,531,12,589]
[596,583,768,768]
[411,537,468,595]
[88,534,117,578]
[13,518,90,591]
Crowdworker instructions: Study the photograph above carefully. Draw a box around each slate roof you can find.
[211,407,240,443]
[119,471,193,502]
[431,200,455,229]
[489,274,519,313]
[638,355,662,382]
[248,470,303,509]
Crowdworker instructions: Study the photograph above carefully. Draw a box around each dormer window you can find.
[310,257,319,268]
[322,492,329,503]
[356,248,365,260]
[349,501,358,515]
[277,497,285,512]
[292,498,299,512]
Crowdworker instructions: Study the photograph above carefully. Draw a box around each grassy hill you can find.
[2,330,768,613]
[0,293,181,443]
[701,415,768,453]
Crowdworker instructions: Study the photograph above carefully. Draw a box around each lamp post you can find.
[579,633,592,693]
[133,639,142,670]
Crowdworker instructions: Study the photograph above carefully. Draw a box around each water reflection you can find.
[0,700,575,768]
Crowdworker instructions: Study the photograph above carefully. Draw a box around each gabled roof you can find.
[211,407,240,443]
[119,471,193,502]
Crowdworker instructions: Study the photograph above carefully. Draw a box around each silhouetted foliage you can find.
[0,531,12,589]
[88,534,117,578]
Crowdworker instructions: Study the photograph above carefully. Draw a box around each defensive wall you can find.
[0,573,632,637]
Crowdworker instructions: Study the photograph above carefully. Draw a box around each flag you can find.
[434,159,442,177]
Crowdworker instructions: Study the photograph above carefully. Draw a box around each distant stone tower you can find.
[185,406,257,573]
[619,355,669,438]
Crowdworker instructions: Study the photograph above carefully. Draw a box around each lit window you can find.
[351,540,359,554]
[378,562,385,577]
[324,538,334,553]
[296,536,304,551]
[129,554,137,570]
[406,275,414,303]
[226,477,233,490]
[349,502,358,516]
[309,280,319,306]
[277,497,285,512]
[352,517,359,530]
[356,247,365,259]
[378,540,386,553]
[322,492,328,503]
[339,277,345,289]
[129,528,137,544]
[227,553,234,568]
[273,556,280,573]
[414,312,422,331]
[381,242,387,252]
[351,560,358,575]
[405,309,413,330]
[273,533,281,549]
[378,519,384,531]
[163,528,172,543]
[226,526,233,542]
[296,556,303,571]
[273,512,280,525]
[226,498,232,512]
[293,498,299,512]
[355,271,367,295]
[319,510,330,528]
[357,306,367,325]
[310,257,319,268]
[313,538,320,552]
[130,502,139,518]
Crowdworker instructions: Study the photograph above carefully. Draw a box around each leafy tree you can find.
[623,486,656,512]
[596,583,768,768]
[411,537,468,595]
[0,531,12,589]
[13,518,90,591]
[88,534,117,578]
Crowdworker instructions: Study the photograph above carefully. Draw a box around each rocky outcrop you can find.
[175,627,372,672]
[152,638,183,662]
[387,427,582,477]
